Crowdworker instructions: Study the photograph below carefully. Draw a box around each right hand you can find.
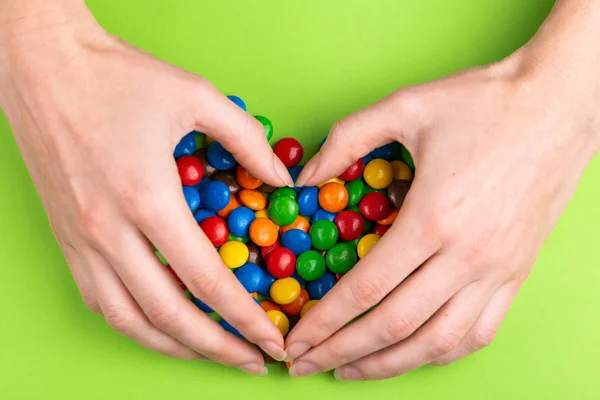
[0,8,291,375]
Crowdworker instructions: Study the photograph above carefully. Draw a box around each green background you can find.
[1,0,598,399]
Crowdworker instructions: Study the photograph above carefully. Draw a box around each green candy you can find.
[268,196,299,226]
[228,234,249,243]
[344,237,362,250]
[401,144,415,169]
[346,180,365,207]
[254,115,273,141]
[296,250,326,281]
[364,186,386,195]
[155,249,168,266]
[192,132,207,150]
[309,220,339,250]
[326,243,358,274]
[270,187,297,201]
[363,219,374,234]
[206,312,222,323]
[183,290,193,300]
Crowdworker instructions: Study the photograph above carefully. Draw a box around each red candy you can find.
[371,224,390,236]
[167,265,186,290]
[274,138,304,168]
[261,240,280,260]
[199,216,229,247]
[280,288,310,315]
[334,210,365,241]
[176,156,204,186]
[338,159,364,181]
[359,192,390,221]
[266,247,296,278]
[335,273,344,281]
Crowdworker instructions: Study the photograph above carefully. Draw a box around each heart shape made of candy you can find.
[160,95,414,363]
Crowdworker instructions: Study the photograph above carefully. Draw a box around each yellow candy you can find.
[218,241,249,268]
[270,278,301,305]
[391,160,413,181]
[255,209,269,219]
[317,177,345,189]
[363,159,393,189]
[300,300,319,318]
[357,234,381,259]
[266,310,290,336]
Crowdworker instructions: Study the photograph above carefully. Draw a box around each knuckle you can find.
[104,305,135,334]
[147,303,182,333]
[428,330,462,358]
[323,345,350,367]
[78,205,108,242]
[81,292,101,314]
[380,313,415,344]
[348,278,386,311]
[189,270,221,303]
[467,326,497,351]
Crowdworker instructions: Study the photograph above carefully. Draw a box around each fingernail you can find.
[257,340,286,362]
[334,365,364,381]
[289,361,320,378]
[237,363,269,376]
[294,153,320,187]
[274,157,295,188]
[284,342,311,362]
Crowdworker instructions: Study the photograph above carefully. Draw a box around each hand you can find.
[0,4,292,374]
[285,15,600,379]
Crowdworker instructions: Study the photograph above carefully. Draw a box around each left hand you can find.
[284,46,599,380]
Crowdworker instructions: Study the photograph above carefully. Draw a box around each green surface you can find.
[1,0,599,399]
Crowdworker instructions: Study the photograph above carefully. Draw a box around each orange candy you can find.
[216,194,241,218]
[249,218,278,246]
[318,182,349,213]
[260,300,281,312]
[236,166,263,190]
[280,215,310,234]
[280,288,310,316]
[239,189,267,211]
[377,208,399,226]
[250,292,259,299]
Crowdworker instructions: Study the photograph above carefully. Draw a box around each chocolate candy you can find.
[387,180,411,209]
[213,170,241,194]
[193,148,216,177]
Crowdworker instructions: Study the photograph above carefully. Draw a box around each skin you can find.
[0,0,294,376]
[1,0,598,381]
[288,0,600,380]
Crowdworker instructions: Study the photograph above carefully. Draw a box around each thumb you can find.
[295,92,422,187]
[189,81,293,187]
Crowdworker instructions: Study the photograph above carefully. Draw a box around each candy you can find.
[306,272,336,300]
[268,196,299,226]
[359,192,390,221]
[249,218,278,247]
[182,186,201,212]
[239,189,267,211]
[300,299,318,318]
[227,206,256,237]
[216,194,241,218]
[235,263,265,292]
[220,319,243,339]
[258,182,277,193]
[207,142,237,170]
[387,180,411,209]
[270,187,297,201]
[213,170,241,194]
[258,272,277,297]
[270,277,301,305]
[288,165,303,191]
[334,210,364,241]
[254,115,273,141]
[363,158,393,189]
[267,310,290,336]
[297,187,319,217]
[227,95,247,111]
[200,216,229,247]
[174,133,197,159]
[371,224,389,236]
[370,142,402,161]
[192,296,214,313]
[390,160,413,181]
[246,242,265,266]
[194,209,217,223]
[318,182,349,213]
[280,229,311,256]
[266,247,296,279]
[339,159,364,181]
[280,288,310,316]
[326,243,358,274]
[236,166,262,189]
[401,145,415,169]
[357,233,381,258]
[219,241,249,269]
[261,240,280,259]
[177,156,204,186]
[193,148,216,177]
[274,138,304,168]
[280,215,310,234]
[200,180,230,211]
[191,132,207,150]
[295,250,326,281]
[261,300,281,312]
[312,208,337,223]
[309,220,339,250]
[377,208,399,226]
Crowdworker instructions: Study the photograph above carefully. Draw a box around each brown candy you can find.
[246,242,265,267]
[258,182,277,193]
[213,170,241,194]
[387,180,411,209]
[193,149,216,177]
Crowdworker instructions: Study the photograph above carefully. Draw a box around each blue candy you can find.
[280,229,311,256]
[192,296,214,313]
[258,271,277,297]
[227,206,256,237]
[362,153,374,167]
[370,142,402,161]
[173,133,197,159]
[227,95,247,111]
[201,180,230,211]
[235,263,265,293]
[291,271,306,286]
[297,187,319,217]
[220,319,244,339]
[312,208,337,223]
[207,142,237,170]
[289,165,304,192]
[182,186,201,212]
[193,209,217,223]
[319,136,328,148]
[306,272,336,300]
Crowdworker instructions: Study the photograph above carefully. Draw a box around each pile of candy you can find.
[158,95,415,348]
